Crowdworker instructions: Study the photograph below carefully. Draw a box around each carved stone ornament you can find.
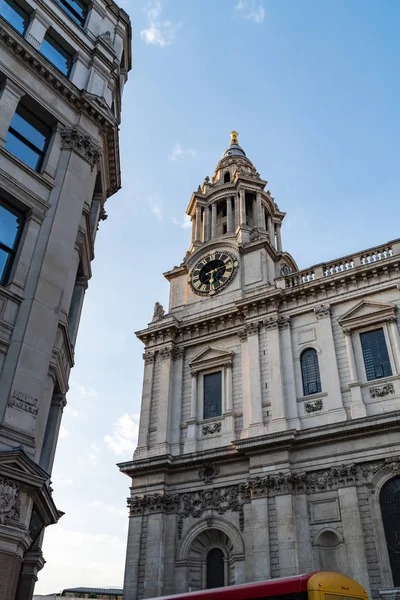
[98,30,113,47]
[202,422,221,436]
[369,383,395,398]
[128,492,180,517]
[264,315,279,330]
[159,346,184,361]
[0,478,21,525]
[246,321,260,336]
[152,302,165,322]
[60,127,102,168]
[314,304,331,319]
[238,328,248,342]
[143,350,155,364]
[305,399,323,413]
[278,315,291,329]
[199,463,220,484]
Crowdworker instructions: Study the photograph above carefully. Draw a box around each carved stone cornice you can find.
[314,303,331,319]
[60,127,102,168]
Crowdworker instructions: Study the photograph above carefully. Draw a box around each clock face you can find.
[189,251,239,296]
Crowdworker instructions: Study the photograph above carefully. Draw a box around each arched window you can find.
[224,172,230,183]
[380,476,400,585]
[206,548,225,589]
[301,348,322,396]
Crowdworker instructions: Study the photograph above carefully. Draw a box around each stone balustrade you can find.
[276,240,400,289]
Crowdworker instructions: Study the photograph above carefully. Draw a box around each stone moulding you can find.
[369,383,395,398]
[60,127,102,168]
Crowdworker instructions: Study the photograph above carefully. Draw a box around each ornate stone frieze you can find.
[128,492,180,516]
[304,399,323,413]
[143,350,155,364]
[60,127,102,168]
[0,478,21,525]
[314,303,331,319]
[178,486,245,539]
[202,422,221,436]
[369,383,395,398]
[198,463,220,484]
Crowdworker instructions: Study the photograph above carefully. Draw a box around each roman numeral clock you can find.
[189,251,239,296]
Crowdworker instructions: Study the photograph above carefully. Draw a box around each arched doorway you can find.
[380,476,400,585]
[206,548,225,589]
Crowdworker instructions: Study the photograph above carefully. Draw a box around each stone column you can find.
[9,210,42,291]
[144,512,167,598]
[39,393,67,473]
[185,371,198,453]
[156,346,175,452]
[239,189,246,226]
[68,276,88,346]
[170,348,184,455]
[314,305,347,420]
[0,78,25,146]
[250,496,270,581]
[123,513,144,600]
[191,216,195,243]
[203,206,210,242]
[276,223,282,252]
[256,191,263,228]
[388,317,400,373]
[261,204,267,230]
[293,493,313,573]
[234,194,240,231]
[344,330,366,419]
[247,323,263,436]
[275,493,298,576]
[195,206,202,242]
[211,203,217,238]
[227,197,233,233]
[279,317,300,429]
[136,351,156,452]
[267,214,273,242]
[14,545,45,600]
[338,486,370,595]
[222,363,234,444]
[265,316,288,432]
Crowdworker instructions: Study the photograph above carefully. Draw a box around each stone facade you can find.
[0,1,131,598]
[120,133,400,600]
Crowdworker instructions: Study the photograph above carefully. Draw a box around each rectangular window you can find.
[40,32,72,76]
[55,0,87,27]
[5,103,51,171]
[0,199,23,285]
[203,372,222,419]
[0,0,29,34]
[360,328,392,381]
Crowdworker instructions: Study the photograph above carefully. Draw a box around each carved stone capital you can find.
[238,328,248,342]
[246,321,260,336]
[314,303,331,319]
[143,350,155,364]
[278,315,291,329]
[264,315,279,330]
[60,127,102,168]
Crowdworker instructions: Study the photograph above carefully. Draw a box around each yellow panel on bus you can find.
[307,572,368,600]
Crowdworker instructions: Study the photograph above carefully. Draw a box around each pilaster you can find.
[275,493,298,576]
[265,315,288,432]
[344,330,367,418]
[279,316,300,429]
[135,351,156,455]
[0,78,25,146]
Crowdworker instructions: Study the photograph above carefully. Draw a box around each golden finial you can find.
[230,130,239,145]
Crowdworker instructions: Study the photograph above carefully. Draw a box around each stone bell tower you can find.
[120,132,400,600]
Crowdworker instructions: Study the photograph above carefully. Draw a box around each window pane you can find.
[40,35,72,76]
[0,0,29,34]
[360,328,392,381]
[55,0,87,26]
[301,348,322,396]
[204,372,222,419]
[9,110,48,151]
[0,248,10,282]
[0,203,20,249]
[5,130,41,170]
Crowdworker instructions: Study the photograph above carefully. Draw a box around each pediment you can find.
[189,346,235,371]
[0,447,50,484]
[338,300,396,331]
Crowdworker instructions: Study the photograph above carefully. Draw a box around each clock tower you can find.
[120,133,400,600]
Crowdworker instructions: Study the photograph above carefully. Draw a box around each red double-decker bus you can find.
[152,572,368,600]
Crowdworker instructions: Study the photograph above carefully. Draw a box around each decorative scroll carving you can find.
[0,478,21,524]
[60,127,102,168]
[369,383,395,398]
[202,422,221,436]
[308,464,357,490]
[152,302,165,322]
[8,390,38,418]
[199,463,220,484]
[305,399,323,413]
[314,304,331,319]
[178,486,245,539]
[128,493,180,516]
[143,350,155,364]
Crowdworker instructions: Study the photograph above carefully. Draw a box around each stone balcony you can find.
[276,239,400,289]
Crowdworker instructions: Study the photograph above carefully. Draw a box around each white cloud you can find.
[52,475,73,487]
[141,1,181,47]
[89,500,126,518]
[169,142,197,161]
[71,382,98,398]
[59,425,70,439]
[149,200,163,222]
[172,215,192,229]
[235,0,265,24]
[104,413,140,456]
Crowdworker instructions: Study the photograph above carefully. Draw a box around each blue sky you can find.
[36,0,400,593]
